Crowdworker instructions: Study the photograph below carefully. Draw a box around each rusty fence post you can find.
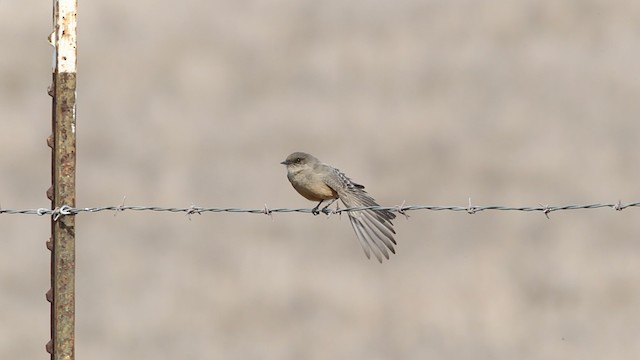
[46,0,77,359]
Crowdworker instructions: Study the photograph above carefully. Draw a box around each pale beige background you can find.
[2,0,640,359]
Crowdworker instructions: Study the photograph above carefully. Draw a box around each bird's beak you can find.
[280,160,288,165]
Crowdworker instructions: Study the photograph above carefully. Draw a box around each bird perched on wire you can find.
[280,152,397,262]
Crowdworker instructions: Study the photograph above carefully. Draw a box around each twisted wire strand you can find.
[1,200,638,221]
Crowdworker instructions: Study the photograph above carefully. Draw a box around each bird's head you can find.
[280,152,317,173]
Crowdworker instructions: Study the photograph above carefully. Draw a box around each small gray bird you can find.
[281,152,397,262]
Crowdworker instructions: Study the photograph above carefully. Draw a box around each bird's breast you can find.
[288,171,338,201]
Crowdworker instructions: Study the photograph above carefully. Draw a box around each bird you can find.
[280,152,397,262]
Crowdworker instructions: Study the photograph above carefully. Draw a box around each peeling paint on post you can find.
[49,0,77,359]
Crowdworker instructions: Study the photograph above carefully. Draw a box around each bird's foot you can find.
[319,199,338,215]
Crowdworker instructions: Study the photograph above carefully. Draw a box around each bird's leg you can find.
[312,200,324,215]
[321,198,338,215]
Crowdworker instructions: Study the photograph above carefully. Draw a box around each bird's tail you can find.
[339,190,396,262]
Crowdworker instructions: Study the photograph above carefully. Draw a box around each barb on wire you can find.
[539,203,552,219]
[114,196,127,216]
[1,200,639,219]
[185,204,202,221]
[395,200,410,220]
[466,197,477,214]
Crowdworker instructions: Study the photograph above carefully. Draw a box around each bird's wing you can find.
[322,166,396,262]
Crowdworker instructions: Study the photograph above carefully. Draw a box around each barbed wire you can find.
[1,199,638,221]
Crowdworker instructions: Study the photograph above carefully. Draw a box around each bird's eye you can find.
[295,158,302,163]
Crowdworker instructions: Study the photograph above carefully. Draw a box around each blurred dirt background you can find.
[2,0,640,359]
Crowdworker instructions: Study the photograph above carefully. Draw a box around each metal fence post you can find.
[46,0,77,359]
